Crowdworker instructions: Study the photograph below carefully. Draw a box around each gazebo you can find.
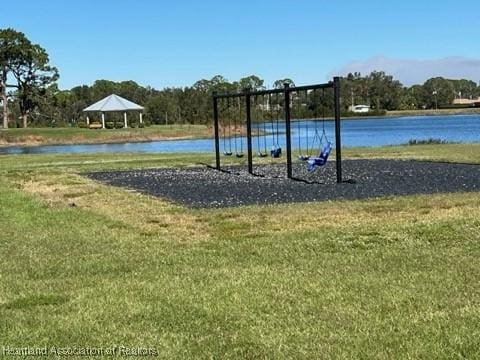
[83,94,144,129]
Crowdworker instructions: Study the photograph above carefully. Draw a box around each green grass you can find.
[0,124,210,146]
[1,143,479,172]
[0,144,479,358]
[344,143,480,163]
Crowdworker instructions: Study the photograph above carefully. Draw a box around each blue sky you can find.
[2,0,480,89]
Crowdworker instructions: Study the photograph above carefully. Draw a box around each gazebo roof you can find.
[83,94,144,112]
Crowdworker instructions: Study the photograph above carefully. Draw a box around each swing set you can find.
[221,93,284,161]
[221,98,244,157]
[269,93,283,158]
[294,88,333,171]
[213,77,342,182]
[254,95,268,158]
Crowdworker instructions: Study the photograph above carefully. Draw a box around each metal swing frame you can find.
[212,77,342,183]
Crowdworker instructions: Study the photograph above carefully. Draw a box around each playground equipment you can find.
[212,77,342,182]
[269,93,282,158]
[254,95,268,157]
[296,91,310,161]
[306,88,332,171]
[222,99,232,156]
[234,97,244,158]
[220,97,245,157]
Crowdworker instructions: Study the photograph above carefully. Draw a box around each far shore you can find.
[0,124,213,148]
[1,108,479,148]
[0,134,210,148]
[386,107,480,117]
[294,107,480,122]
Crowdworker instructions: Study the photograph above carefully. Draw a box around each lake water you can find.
[1,114,479,155]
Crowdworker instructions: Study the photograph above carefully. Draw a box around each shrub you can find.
[105,122,115,129]
[139,122,145,128]
[78,122,88,128]
[115,122,124,129]
[407,138,450,145]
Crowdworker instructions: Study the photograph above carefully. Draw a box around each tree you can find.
[405,85,428,109]
[13,45,59,127]
[366,71,403,110]
[238,75,265,91]
[0,28,31,128]
[2,29,59,128]
[0,66,7,128]
[397,86,418,110]
[273,78,295,89]
[451,79,478,99]
[342,72,368,109]
[90,80,118,102]
[422,77,455,109]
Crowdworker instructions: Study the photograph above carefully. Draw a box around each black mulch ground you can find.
[84,160,480,208]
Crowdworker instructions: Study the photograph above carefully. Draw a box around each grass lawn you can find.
[0,144,479,358]
[0,124,211,147]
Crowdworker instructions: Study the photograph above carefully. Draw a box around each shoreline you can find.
[1,110,479,148]
[0,134,214,148]
[385,108,480,117]
[290,110,480,122]
[0,125,214,148]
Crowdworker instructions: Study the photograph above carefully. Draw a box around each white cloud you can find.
[329,56,480,86]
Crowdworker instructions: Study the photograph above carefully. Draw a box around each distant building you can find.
[349,104,370,113]
[453,97,480,106]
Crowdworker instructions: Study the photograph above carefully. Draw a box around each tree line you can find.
[342,72,479,111]
[2,28,479,128]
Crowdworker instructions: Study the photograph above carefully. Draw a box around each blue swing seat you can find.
[307,142,332,171]
[271,147,282,158]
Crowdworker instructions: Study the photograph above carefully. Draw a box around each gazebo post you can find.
[101,112,105,129]
[86,116,90,125]
[124,112,128,128]
[139,112,143,124]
